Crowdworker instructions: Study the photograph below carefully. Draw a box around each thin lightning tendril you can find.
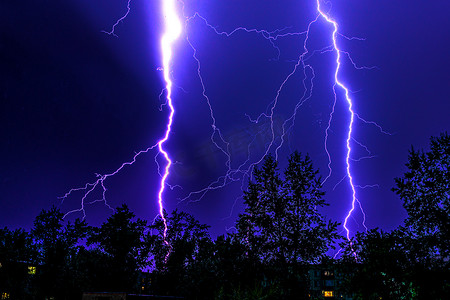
[60,145,157,219]
[101,0,132,37]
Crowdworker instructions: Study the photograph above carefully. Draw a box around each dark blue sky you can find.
[1,0,449,238]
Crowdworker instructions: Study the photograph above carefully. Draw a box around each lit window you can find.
[28,266,36,275]
[1,292,10,299]
[141,286,145,291]
[323,291,334,297]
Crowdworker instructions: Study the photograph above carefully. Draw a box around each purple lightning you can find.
[61,0,393,248]
[180,2,375,242]
[101,0,132,37]
[315,0,359,241]
[61,0,183,246]
[158,0,182,241]
[60,146,157,219]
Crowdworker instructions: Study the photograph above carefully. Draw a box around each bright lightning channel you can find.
[315,0,358,241]
[61,0,183,248]
[181,2,369,242]
[158,0,182,242]
[62,0,391,246]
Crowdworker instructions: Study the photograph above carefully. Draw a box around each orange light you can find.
[1,293,10,299]
[323,290,334,297]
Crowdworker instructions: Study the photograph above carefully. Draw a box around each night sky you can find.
[1,0,449,238]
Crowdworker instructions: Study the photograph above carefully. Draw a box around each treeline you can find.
[1,133,449,299]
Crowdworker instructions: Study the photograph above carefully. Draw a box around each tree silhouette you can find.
[237,152,339,265]
[235,152,339,297]
[88,204,147,292]
[0,227,36,299]
[5,141,449,298]
[392,132,450,298]
[31,206,89,299]
[149,209,211,297]
[393,132,450,259]
[340,228,417,299]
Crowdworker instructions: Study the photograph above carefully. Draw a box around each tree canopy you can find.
[393,132,450,260]
[236,152,339,265]
[1,137,449,299]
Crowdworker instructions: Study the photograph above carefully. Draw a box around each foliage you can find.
[88,204,148,292]
[338,134,450,299]
[340,228,417,299]
[0,227,36,299]
[391,132,450,299]
[31,206,89,299]
[3,142,450,298]
[236,152,339,265]
[190,234,268,299]
[149,209,211,297]
[234,152,340,298]
[393,132,450,259]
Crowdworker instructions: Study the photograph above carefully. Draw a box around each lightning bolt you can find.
[60,145,157,219]
[181,2,376,242]
[61,0,183,248]
[101,0,132,37]
[314,0,357,241]
[61,0,392,248]
[158,0,182,243]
